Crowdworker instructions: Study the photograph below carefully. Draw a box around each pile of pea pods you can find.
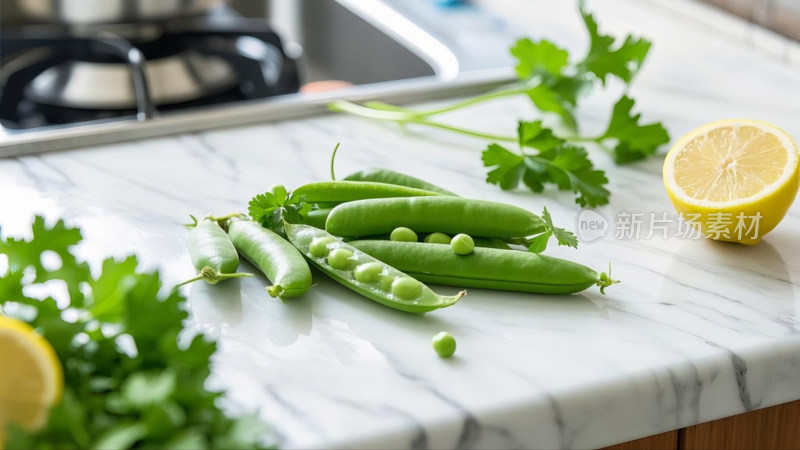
[181,167,617,315]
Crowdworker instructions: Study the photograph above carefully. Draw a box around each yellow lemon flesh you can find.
[0,316,63,446]
[663,119,800,244]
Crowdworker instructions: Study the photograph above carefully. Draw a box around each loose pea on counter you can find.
[284,222,465,313]
[432,332,457,358]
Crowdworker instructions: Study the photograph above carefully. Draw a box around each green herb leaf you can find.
[526,232,551,254]
[541,207,578,248]
[1,216,271,449]
[481,143,524,190]
[530,84,578,129]
[248,185,311,231]
[518,120,565,151]
[579,3,651,84]
[511,38,569,80]
[528,145,611,207]
[601,95,670,163]
[483,124,611,207]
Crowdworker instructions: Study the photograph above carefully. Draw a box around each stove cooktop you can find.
[0,16,300,131]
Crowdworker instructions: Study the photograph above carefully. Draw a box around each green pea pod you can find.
[228,220,312,299]
[326,197,546,238]
[291,181,443,203]
[473,237,512,250]
[300,207,333,229]
[349,240,618,294]
[343,168,459,196]
[284,222,464,313]
[178,216,253,286]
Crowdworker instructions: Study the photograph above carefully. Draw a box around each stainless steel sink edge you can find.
[0,67,516,158]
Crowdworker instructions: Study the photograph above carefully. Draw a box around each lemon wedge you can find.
[663,119,800,244]
[0,315,63,446]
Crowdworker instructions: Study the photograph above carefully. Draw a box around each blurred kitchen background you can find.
[0,0,798,157]
[703,0,800,41]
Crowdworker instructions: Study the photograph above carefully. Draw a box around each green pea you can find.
[380,275,395,292]
[423,232,451,244]
[308,236,336,258]
[328,248,354,270]
[354,262,384,283]
[391,277,423,300]
[284,223,465,313]
[450,233,475,255]
[390,227,418,242]
[432,331,456,358]
[310,236,336,257]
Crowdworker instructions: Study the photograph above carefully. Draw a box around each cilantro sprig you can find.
[527,207,578,253]
[483,121,611,207]
[0,217,271,449]
[248,184,311,232]
[329,2,670,206]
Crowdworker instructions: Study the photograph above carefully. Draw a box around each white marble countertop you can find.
[2,0,800,448]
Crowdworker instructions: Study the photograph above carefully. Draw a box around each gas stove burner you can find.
[0,16,300,130]
[26,50,238,109]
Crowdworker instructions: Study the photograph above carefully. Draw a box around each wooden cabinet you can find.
[603,400,800,450]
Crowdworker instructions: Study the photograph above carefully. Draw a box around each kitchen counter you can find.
[1,0,800,448]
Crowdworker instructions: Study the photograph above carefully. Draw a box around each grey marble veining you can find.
[2,0,800,448]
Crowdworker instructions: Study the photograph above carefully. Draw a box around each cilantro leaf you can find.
[541,207,578,248]
[511,38,569,80]
[482,122,610,207]
[518,120,564,151]
[526,233,551,254]
[525,84,577,130]
[526,208,578,253]
[1,216,272,449]
[0,216,90,306]
[527,145,610,207]
[249,184,311,231]
[579,3,651,84]
[600,95,670,163]
[482,143,524,190]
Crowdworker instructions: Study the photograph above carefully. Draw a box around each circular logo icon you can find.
[577,209,609,243]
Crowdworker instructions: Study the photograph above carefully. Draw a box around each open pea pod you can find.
[284,222,464,313]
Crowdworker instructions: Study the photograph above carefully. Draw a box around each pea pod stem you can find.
[180,215,253,287]
[176,266,254,287]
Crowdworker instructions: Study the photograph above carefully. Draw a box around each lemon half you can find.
[663,119,800,244]
[0,316,63,445]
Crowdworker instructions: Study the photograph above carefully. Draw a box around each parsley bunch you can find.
[0,217,270,449]
[330,2,669,207]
